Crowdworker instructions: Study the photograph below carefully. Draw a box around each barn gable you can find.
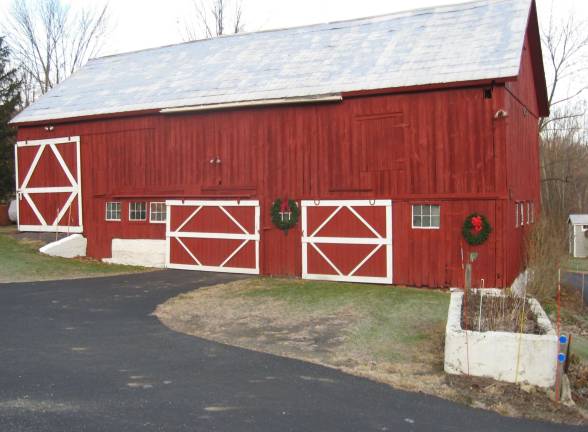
[12,0,545,125]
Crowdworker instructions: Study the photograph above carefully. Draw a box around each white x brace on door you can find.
[302,200,393,284]
[15,136,83,233]
[166,200,260,274]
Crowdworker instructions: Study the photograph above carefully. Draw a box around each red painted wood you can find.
[14,23,545,287]
[16,139,81,228]
[168,203,257,270]
[304,204,389,279]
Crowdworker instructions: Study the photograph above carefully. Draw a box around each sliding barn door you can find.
[166,200,260,274]
[15,137,83,233]
[302,200,393,284]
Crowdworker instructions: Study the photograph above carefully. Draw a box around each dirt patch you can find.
[155,279,588,425]
[155,280,357,365]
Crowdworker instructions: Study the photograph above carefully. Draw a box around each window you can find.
[105,202,121,221]
[515,203,519,228]
[129,202,147,221]
[519,202,525,226]
[412,204,440,229]
[530,202,535,224]
[150,202,166,223]
[527,202,531,224]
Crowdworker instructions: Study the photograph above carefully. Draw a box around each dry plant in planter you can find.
[461,290,543,335]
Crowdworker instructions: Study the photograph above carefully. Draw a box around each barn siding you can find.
[17,81,534,288]
[500,30,543,285]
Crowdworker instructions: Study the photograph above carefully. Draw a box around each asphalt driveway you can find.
[0,271,583,431]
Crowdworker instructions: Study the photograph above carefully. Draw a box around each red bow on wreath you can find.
[471,215,483,233]
[280,197,290,213]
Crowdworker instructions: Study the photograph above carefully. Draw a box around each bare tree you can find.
[3,0,110,105]
[183,0,244,41]
[539,3,588,132]
[537,2,588,222]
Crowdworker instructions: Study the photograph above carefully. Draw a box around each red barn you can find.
[11,0,548,288]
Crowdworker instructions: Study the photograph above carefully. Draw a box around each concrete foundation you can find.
[103,239,166,268]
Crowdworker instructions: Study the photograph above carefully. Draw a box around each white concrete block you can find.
[39,234,87,258]
[444,291,558,388]
[103,239,166,268]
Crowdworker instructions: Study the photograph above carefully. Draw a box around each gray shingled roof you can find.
[12,0,532,124]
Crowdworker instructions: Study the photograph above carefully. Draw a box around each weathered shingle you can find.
[12,0,532,123]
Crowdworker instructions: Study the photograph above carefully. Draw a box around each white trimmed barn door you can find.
[302,200,393,284]
[166,200,260,274]
[15,137,83,233]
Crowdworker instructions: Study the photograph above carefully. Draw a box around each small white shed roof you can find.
[569,215,588,225]
[13,0,533,124]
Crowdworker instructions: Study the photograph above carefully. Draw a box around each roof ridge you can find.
[91,0,517,62]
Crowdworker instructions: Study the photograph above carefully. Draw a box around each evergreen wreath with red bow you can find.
[271,198,299,231]
[462,213,492,246]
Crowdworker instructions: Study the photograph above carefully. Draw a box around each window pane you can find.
[130,202,146,220]
[106,202,121,221]
[422,205,431,217]
[413,215,422,227]
[422,215,431,227]
[431,205,440,216]
[431,215,440,227]
[413,205,422,216]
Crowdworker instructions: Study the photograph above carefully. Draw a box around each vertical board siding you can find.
[501,31,543,285]
[16,72,540,287]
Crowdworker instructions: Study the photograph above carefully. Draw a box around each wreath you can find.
[462,213,492,246]
[271,198,299,231]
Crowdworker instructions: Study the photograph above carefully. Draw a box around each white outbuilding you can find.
[569,214,588,258]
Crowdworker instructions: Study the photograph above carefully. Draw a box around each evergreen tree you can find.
[0,36,21,202]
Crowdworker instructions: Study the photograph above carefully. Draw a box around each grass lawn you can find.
[574,335,588,361]
[241,279,449,363]
[0,226,146,283]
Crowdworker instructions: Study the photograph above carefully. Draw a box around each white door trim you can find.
[301,200,393,284]
[16,136,82,233]
[166,200,260,274]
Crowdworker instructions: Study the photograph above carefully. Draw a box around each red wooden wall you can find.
[16,49,542,288]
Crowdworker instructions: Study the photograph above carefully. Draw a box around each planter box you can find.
[444,291,558,388]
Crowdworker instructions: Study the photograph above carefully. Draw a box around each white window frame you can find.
[129,202,147,221]
[515,203,519,228]
[527,201,531,224]
[105,202,121,221]
[149,202,167,224]
[530,201,535,224]
[411,204,440,230]
[519,202,525,226]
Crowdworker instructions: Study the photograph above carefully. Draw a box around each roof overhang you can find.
[527,0,550,117]
[159,94,342,114]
